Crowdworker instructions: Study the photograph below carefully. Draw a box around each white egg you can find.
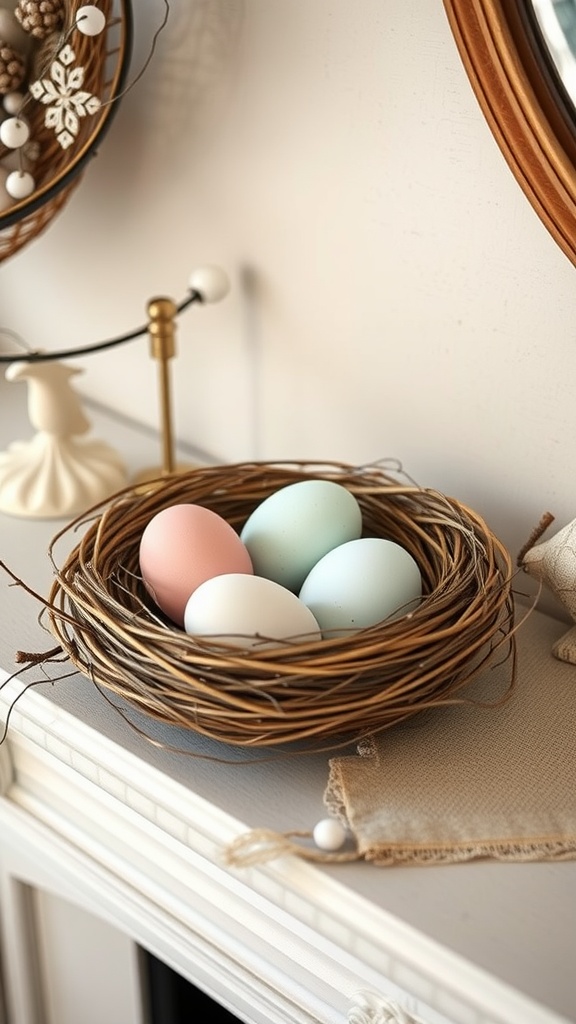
[183,573,322,649]
[299,537,422,638]
[240,479,362,592]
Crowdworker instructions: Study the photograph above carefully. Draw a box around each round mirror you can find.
[443,0,576,266]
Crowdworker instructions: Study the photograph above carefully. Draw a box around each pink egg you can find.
[139,503,253,626]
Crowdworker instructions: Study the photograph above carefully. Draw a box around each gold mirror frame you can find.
[443,0,576,267]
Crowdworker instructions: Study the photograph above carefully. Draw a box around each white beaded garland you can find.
[0,116,29,149]
[312,817,348,852]
[76,5,106,36]
[6,169,35,199]
[189,265,230,303]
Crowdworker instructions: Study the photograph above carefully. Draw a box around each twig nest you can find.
[15,0,65,39]
[46,461,517,750]
[0,42,26,93]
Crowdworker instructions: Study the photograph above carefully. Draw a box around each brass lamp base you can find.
[134,269,230,490]
[132,296,193,491]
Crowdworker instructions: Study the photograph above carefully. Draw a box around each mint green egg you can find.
[240,479,362,592]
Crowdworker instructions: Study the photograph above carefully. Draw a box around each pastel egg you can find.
[184,573,322,649]
[240,479,362,592]
[139,503,253,626]
[299,537,422,638]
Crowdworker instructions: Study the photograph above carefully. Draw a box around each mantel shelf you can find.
[0,377,574,1024]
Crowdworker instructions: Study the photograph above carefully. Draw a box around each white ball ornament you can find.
[3,92,24,116]
[6,169,34,199]
[189,265,230,303]
[312,817,348,852]
[76,5,106,35]
[0,116,29,149]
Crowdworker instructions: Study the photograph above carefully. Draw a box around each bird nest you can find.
[0,0,131,262]
[46,461,517,750]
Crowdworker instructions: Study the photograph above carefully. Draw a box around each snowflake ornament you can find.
[30,44,101,149]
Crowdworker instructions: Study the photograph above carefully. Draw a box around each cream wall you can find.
[1,0,576,616]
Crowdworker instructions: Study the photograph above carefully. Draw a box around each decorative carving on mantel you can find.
[0,743,13,795]
[348,990,427,1024]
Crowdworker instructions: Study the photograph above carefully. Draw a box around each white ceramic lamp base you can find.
[0,360,127,519]
[0,432,126,518]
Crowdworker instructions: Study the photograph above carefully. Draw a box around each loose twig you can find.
[516,512,555,567]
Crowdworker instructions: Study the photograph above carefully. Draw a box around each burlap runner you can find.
[325,608,576,865]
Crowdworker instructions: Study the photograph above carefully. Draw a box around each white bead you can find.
[76,5,106,35]
[6,169,34,199]
[312,817,347,851]
[189,265,230,303]
[0,117,29,149]
[3,92,24,116]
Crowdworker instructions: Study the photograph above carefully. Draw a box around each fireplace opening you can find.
[140,949,242,1023]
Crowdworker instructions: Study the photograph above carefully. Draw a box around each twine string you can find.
[224,827,361,867]
[98,0,171,110]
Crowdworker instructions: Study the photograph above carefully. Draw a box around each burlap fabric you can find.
[326,608,576,865]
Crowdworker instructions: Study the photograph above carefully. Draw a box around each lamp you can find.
[136,265,230,485]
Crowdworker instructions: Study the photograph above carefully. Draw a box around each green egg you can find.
[240,479,362,592]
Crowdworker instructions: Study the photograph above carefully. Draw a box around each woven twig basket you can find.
[46,461,517,750]
[0,0,131,261]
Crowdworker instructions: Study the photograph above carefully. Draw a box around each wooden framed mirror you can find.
[443,0,576,266]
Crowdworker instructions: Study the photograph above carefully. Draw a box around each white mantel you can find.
[0,378,575,1024]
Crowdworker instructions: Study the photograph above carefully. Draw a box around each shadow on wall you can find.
[148,0,245,146]
[51,0,246,239]
[118,0,245,164]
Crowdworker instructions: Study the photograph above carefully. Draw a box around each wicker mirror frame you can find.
[443,0,576,267]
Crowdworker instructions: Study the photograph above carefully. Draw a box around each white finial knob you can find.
[189,265,230,303]
[3,92,24,115]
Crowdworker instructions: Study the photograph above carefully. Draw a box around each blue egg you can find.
[299,537,422,637]
[240,479,362,592]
